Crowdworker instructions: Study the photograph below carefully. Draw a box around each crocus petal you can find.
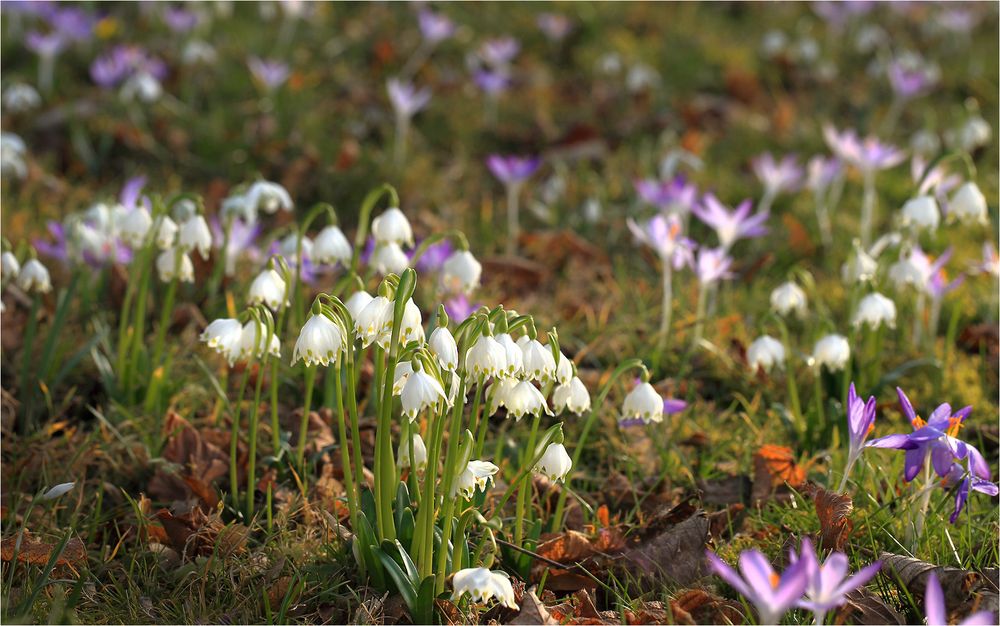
[706,551,753,599]
[896,387,917,424]
[904,447,926,482]
[951,478,970,524]
[866,433,917,449]
[738,550,777,597]
[931,442,957,477]
[833,561,882,598]
[924,573,947,625]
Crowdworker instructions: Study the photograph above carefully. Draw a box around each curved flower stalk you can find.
[487,154,541,256]
[627,212,695,347]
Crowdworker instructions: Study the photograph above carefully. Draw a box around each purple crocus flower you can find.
[806,155,842,193]
[626,213,694,270]
[444,293,479,322]
[944,461,999,524]
[867,388,990,483]
[47,7,95,42]
[752,153,804,198]
[90,45,168,89]
[924,572,996,625]
[25,30,66,57]
[693,194,768,251]
[976,243,999,277]
[706,548,810,624]
[414,239,453,273]
[823,125,906,173]
[473,68,511,95]
[119,175,150,210]
[793,538,881,625]
[694,247,734,285]
[812,1,875,30]
[927,269,964,301]
[248,57,290,92]
[387,78,430,118]
[33,221,70,263]
[537,13,572,42]
[163,6,200,34]
[486,155,541,187]
[888,54,938,101]
[211,217,262,276]
[479,36,519,67]
[841,383,877,490]
[634,176,698,214]
[418,9,455,44]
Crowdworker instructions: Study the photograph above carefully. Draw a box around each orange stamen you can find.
[668,221,681,239]
[946,416,963,438]
[866,422,875,436]
[770,573,780,589]
[911,415,926,429]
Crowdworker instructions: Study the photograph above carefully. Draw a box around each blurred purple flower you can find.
[812,1,875,29]
[33,221,70,263]
[626,213,695,270]
[248,57,290,91]
[90,45,167,88]
[387,78,430,118]
[663,398,687,414]
[633,176,698,213]
[211,217,261,276]
[925,571,996,624]
[487,154,541,187]
[25,31,66,57]
[752,153,804,197]
[806,155,842,193]
[693,194,768,250]
[418,9,455,44]
[537,13,572,42]
[694,247,734,285]
[164,6,199,34]
[119,175,149,210]
[823,125,906,173]
[479,36,519,67]
[47,7,95,42]
[474,68,511,95]
[444,293,479,322]
[706,548,810,624]
[414,239,453,273]
[888,55,938,100]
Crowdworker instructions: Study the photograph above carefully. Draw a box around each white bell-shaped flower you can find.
[17,258,51,293]
[156,247,194,283]
[521,339,556,382]
[400,365,447,420]
[154,215,178,250]
[811,334,850,371]
[888,250,930,290]
[900,195,940,231]
[494,333,523,378]
[120,207,153,247]
[451,460,499,498]
[621,381,663,424]
[371,207,414,247]
[312,225,352,266]
[246,180,293,215]
[465,334,507,379]
[746,335,785,373]
[2,251,20,278]
[292,313,345,366]
[504,380,551,421]
[552,377,590,414]
[841,243,879,284]
[399,299,425,344]
[392,361,415,395]
[397,433,427,472]
[852,292,897,329]
[372,242,410,275]
[451,568,517,609]
[278,232,312,263]
[344,291,374,322]
[485,377,519,415]
[248,268,288,310]
[179,215,212,259]
[236,320,281,361]
[440,250,482,294]
[770,281,807,317]
[554,351,573,385]
[429,326,458,371]
[200,318,244,365]
[948,182,988,225]
[354,296,393,348]
[534,443,573,482]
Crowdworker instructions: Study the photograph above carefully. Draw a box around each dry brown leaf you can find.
[149,411,232,508]
[833,588,905,625]
[880,552,984,606]
[810,486,854,551]
[0,532,86,568]
[670,588,747,625]
[510,590,558,625]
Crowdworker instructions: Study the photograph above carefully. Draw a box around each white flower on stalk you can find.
[371,207,414,247]
[521,339,556,382]
[841,242,879,284]
[852,293,897,330]
[534,443,572,482]
[770,281,807,318]
[552,377,591,414]
[465,334,507,379]
[811,334,850,372]
[888,248,931,290]
[236,320,281,361]
[119,206,153,247]
[40,482,75,501]
[200,318,244,365]
[246,180,293,215]
[248,268,288,310]
[429,326,458,371]
[292,313,345,366]
[392,361,414,395]
[0,132,27,180]
[554,351,573,386]
[156,248,194,283]
[380,298,424,348]
[155,215,178,250]
[485,377,519,415]
[451,567,517,609]
[957,115,991,153]
[899,195,940,231]
[344,291,374,322]
[278,232,312,263]
[504,380,551,421]
[621,381,663,424]
[371,242,410,275]
[948,182,988,225]
[312,225,352,266]
[354,296,393,347]
[2,251,20,278]
[440,250,482,294]
[2,83,41,113]
[400,366,447,420]
[120,71,162,103]
[494,333,523,377]
[179,215,212,259]
[397,433,427,472]
[452,460,499,498]
[746,335,785,374]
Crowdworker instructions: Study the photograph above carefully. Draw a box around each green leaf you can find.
[375,546,417,612]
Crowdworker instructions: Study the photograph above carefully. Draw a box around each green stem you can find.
[246,356,268,522]
[692,281,708,348]
[19,294,41,435]
[329,363,359,529]
[515,413,542,548]
[269,307,288,454]
[295,366,317,469]
[230,368,251,510]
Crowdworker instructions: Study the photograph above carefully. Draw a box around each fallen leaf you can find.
[623,600,670,624]
[1,532,87,568]
[707,503,746,541]
[880,552,983,604]
[510,590,558,625]
[809,486,854,551]
[833,588,905,625]
[618,512,710,588]
[670,588,747,625]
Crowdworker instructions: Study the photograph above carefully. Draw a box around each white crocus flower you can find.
[344,291,374,322]
[429,326,458,371]
[504,380,550,420]
[400,366,447,420]
[246,180,293,215]
[155,215,178,250]
[521,339,556,382]
[2,251,20,278]
[372,242,410,275]
[40,482,75,501]
[465,334,507,379]
[312,225,352,266]
[156,248,194,283]
[397,433,427,472]
[248,268,288,310]
[354,296,393,347]
[119,206,153,247]
[811,334,850,371]
[852,293,897,329]
[452,460,499,498]
[621,381,663,424]
[440,250,482,294]
[746,335,785,374]
[179,214,212,260]
[948,182,988,225]
[770,281,808,318]
[200,318,244,365]
[899,195,940,231]
[292,314,345,366]
[552,377,591,414]
[236,320,281,361]
[451,568,517,609]
[494,333,523,377]
[534,443,572,481]
[371,207,414,247]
